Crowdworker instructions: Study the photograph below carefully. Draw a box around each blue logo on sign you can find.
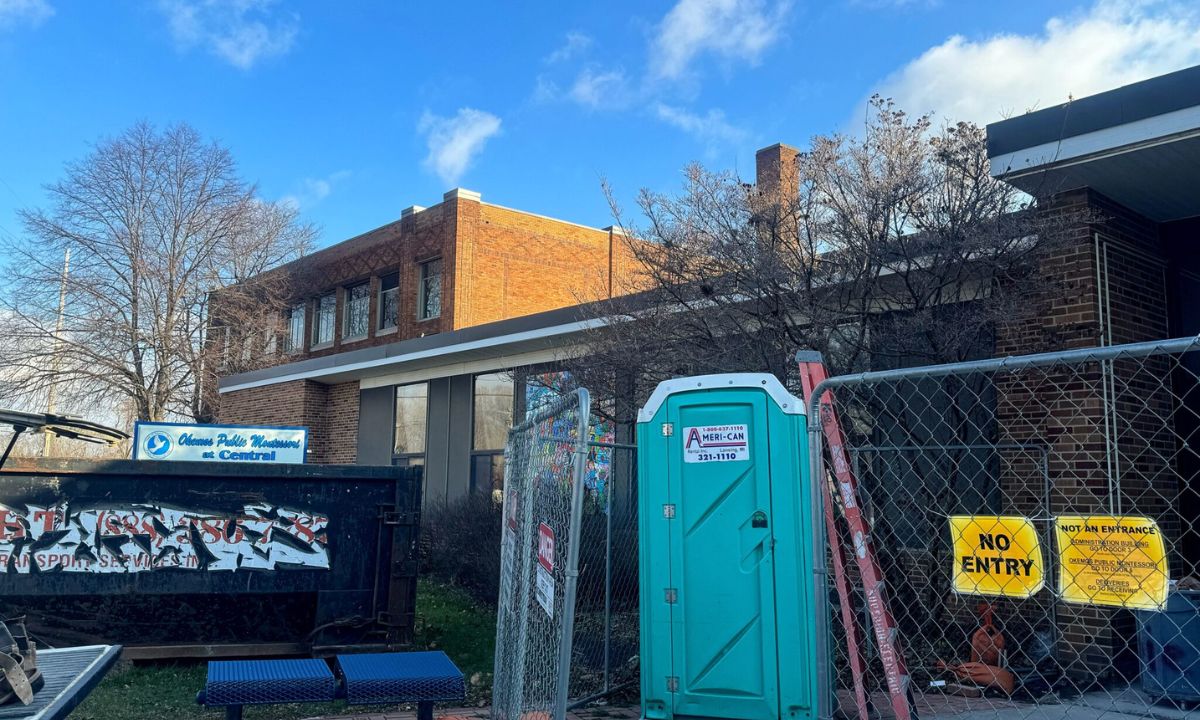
[144,431,172,458]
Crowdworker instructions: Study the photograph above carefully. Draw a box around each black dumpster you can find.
[0,458,421,658]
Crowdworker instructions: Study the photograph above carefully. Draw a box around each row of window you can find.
[284,258,443,353]
[393,373,514,495]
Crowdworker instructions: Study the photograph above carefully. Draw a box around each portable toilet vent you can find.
[637,374,820,720]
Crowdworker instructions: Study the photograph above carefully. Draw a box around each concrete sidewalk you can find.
[314,690,1200,720]
[315,705,641,720]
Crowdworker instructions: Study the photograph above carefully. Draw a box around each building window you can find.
[312,292,336,346]
[418,258,442,321]
[285,303,305,353]
[471,372,514,495]
[378,271,399,331]
[343,281,370,340]
[393,382,429,465]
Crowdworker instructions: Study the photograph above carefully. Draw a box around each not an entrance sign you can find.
[949,516,1045,599]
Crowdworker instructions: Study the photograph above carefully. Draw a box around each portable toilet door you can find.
[637,373,818,720]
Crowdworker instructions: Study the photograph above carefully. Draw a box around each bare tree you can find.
[566,96,1074,412]
[0,122,315,427]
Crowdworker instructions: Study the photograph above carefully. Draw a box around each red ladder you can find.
[798,352,915,720]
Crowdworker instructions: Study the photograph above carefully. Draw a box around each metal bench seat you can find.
[200,658,337,709]
[338,651,466,719]
[199,650,464,720]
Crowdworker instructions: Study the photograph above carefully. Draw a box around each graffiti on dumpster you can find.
[0,501,329,573]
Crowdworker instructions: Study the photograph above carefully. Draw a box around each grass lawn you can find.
[70,579,497,720]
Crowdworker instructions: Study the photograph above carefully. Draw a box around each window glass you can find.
[473,373,513,451]
[471,453,505,497]
[418,258,442,320]
[394,382,429,456]
[312,292,335,345]
[286,303,305,352]
[343,282,370,339]
[379,272,399,330]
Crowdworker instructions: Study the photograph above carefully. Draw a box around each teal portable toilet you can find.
[637,374,822,720]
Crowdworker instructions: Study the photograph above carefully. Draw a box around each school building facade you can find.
[216,66,1200,525]
[213,187,640,503]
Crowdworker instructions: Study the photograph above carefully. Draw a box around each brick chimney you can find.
[755,143,800,206]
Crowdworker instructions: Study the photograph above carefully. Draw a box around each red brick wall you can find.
[991,188,1170,681]
[452,204,641,328]
[218,379,359,464]
[315,381,359,464]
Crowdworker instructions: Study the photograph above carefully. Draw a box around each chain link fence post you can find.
[492,388,591,720]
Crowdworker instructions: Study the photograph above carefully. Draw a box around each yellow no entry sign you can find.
[1054,516,1169,610]
[949,516,1045,598]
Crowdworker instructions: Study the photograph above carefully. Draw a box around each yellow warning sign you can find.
[949,516,1045,598]
[1054,516,1169,610]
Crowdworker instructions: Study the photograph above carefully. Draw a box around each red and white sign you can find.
[535,522,556,617]
[537,522,555,572]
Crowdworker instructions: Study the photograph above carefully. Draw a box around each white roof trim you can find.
[990,104,1200,180]
[219,317,605,394]
[637,373,804,423]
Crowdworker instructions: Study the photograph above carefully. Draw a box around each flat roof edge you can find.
[987,64,1200,158]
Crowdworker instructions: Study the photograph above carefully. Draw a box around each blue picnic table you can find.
[0,645,122,720]
[198,650,466,720]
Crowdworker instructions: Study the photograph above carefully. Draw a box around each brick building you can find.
[983,64,1200,682]
[216,187,641,501]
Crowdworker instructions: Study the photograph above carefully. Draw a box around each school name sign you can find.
[133,422,308,464]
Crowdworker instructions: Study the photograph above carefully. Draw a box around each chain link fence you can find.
[492,388,590,720]
[806,336,1200,719]
[567,442,640,707]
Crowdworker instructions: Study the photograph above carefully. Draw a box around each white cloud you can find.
[160,0,299,69]
[569,67,631,109]
[280,170,350,210]
[545,31,593,64]
[0,0,53,30]
[418,108,502,187]
[876,0,1200,125]
[655,103,748,148]
[650,0,789,79]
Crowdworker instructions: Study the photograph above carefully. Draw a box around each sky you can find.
[2,0,1200,250]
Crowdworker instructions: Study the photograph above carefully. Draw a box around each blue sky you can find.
[2,0,1199,249]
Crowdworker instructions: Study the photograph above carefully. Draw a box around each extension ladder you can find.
[797,352,916,720]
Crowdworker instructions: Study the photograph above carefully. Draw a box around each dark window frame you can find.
[470,372,514,494]
[378,271,400,332]
[312,292,336,347]
[417,257,442,321]
[285,302,306,354]
[342,280,371,341]
[392,381,430,466]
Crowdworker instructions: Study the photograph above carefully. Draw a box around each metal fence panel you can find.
[568,442,639,707]
[492,389,591,720]
[807,337,1200,720]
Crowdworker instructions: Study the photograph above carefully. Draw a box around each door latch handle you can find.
[751,510,768,529]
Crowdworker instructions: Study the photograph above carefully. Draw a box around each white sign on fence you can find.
[133,422,307,464]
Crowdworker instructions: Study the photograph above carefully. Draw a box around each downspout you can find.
[1094,233,1118,514]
